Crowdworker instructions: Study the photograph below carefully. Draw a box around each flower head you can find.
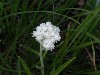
[32,22,61,51]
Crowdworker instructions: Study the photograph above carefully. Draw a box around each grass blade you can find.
[18,56,33,75]
[50,57,76,75]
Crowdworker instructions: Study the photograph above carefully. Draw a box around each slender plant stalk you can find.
[40,44,44,75]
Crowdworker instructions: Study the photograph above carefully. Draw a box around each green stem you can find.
[40,44,44,75]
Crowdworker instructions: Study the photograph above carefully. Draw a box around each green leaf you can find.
[10,0,20,12]
[88,33,100,44]
[70,41,97,51]
[88,0,96,9]
[0,2,3,10]
[17,59,22,75]
[50,57,76,75]
[79,71,100,75]
[18,56,33,75]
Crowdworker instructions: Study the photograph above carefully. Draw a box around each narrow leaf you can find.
[50,57,76,75]
[18,56,33,75]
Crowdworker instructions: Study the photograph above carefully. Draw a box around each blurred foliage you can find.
[0,0,100,75]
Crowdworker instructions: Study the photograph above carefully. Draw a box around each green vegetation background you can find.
[0,0,100,75]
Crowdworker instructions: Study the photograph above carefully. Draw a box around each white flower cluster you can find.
[32,22,61,51]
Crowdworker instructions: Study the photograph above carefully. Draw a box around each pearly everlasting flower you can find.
[32,22,61,51]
